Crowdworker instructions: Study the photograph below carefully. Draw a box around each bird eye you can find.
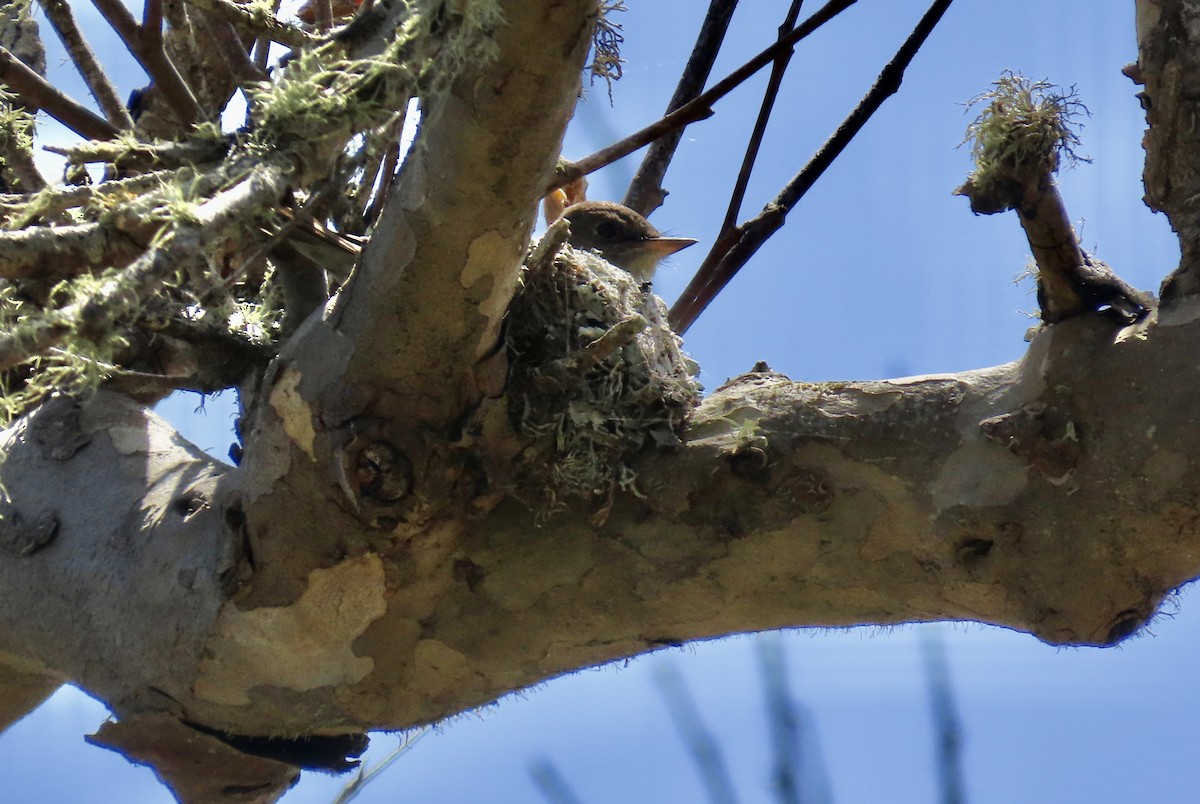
[595,220,620,240]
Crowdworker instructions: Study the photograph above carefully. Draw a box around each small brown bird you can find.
[562,201,697,283]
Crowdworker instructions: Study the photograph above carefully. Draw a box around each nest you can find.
[506,221,701,516]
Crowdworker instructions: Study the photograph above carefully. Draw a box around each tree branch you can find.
[90,0,204,126]
[552,0,857,192]
[621,0,738,217]
[0,44,120,141]
[0,161,290,371]
[37,0,135,130]
[670,0,955,333]
[183,0,316,50]
[7,302,1200,744]
[718,0,806,237]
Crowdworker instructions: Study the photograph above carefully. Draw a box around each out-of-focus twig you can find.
[529,758,585,804]
[654,660,739,804]
[758,636,802,804]
[920,627,966,804]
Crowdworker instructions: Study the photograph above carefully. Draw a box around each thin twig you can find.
[621,0,738,217]
[550,0,857,193]
[0,45,120,141]
[669,0,955,333]
[529,758,584,804]
[757,636,802,804]
[90,0,204,126]
[36,0,135,130]
[332,727,432,803]
[719,0,805,236]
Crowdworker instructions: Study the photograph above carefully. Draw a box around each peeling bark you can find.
[6,302,1200,745]
[0,1,1198,800]
[1132,0,1200,301]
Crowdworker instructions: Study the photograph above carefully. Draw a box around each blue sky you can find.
[3,2,1195,802]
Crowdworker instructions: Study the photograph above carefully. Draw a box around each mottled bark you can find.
[0,2,1196,801]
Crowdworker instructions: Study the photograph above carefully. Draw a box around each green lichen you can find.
[507,240,700,518]
[0,271,134,423]
[961,72,1089,194]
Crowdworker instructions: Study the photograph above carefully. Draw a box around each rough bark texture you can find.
[1135,0,1200,301]
[0,1,1198,800]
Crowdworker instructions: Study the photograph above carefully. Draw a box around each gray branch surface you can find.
[0,0,1196,800]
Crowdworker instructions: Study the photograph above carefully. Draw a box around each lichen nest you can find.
[506,224,701,514]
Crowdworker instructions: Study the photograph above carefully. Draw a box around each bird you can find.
[561,201,697,283]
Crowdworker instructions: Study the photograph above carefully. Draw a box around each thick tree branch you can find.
[6,303,1200,747]
[183,0,315,50]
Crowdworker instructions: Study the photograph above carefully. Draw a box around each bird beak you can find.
[645,237,698,257]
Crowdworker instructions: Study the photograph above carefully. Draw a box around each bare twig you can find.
[90,0,204,126]
[551,0,857,192]
[669,0,955,333]
[36,0,135,130]
[719,0,805,237]
[529,759,584,804]
[757,636,802,804]
[332,727,432,803]
[621,0,738,217]
[0,45,120,141]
